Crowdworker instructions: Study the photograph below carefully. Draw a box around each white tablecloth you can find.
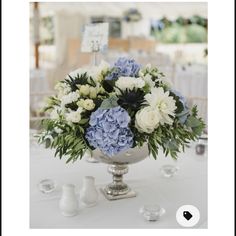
[30,142,207,229]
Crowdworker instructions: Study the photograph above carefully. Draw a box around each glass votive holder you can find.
[38,179,56,193]
[160,164,179,178]
[139,204,166,221]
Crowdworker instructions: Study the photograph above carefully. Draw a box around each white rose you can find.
[135,106,160,133]
[134,77,145,88]
[65,108,83,123]
[79,85,90,96]
[83,99,95,111]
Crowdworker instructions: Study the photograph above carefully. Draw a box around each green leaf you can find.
[99,95,119,109]
[186,116,202,127]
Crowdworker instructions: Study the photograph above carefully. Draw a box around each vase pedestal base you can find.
[100,188,136,200]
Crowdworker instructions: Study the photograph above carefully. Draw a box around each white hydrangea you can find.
[61,92,80,107]
[115,76,145,92]
[65,107,83,123]
[144,87,176,125]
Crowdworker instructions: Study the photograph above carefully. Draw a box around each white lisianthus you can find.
[89,87,97,99]
[79,85,90,96]
[89,60,110,82]
[159,77,173,88]
[135,106,160,133]
[65,107,83,123]
[115,76,145,92]
[144,87,176,125]
[83,99,95,111]
[61,92,79,107]
[143,74,155,88]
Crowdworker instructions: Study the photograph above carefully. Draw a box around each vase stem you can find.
[104,164,130,196]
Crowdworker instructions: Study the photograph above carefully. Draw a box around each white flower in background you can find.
[143,74,155,88]
[144,87,176,125]
[135,106,161,133]
[83,99,95,111]
[61,92,79,107]
[79,85,90,96]
[65,107,83,123]
[115,76,145,92]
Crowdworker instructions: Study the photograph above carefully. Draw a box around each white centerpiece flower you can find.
[65,107,83,123]
[115,76,145,92]
[83,99,95,111]
[143,74,155,88]
[79,85,90,96]
[144,87,176,125]
[135,106,161,133]
[61,92,80,107]
[55,82,71,99]
[89,60,110,82]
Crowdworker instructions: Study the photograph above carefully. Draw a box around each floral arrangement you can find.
[38,57,205,163]
[123,8,142,22]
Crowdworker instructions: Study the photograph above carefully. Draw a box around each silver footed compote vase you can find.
[92,144,149,200]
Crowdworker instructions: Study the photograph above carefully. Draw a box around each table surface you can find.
[30,141,207,229]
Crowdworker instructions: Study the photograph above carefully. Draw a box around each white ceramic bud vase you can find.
[80,176,98,207]
[59,184,78,217]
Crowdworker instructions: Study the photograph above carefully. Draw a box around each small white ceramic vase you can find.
[80,176,98,207]
[59,184,78,217]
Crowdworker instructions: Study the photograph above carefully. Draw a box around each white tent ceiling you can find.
[31,2,207,19]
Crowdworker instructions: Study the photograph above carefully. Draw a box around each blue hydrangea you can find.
[105,57,141,80]
[85,106,134,157]
[171,89,189,124]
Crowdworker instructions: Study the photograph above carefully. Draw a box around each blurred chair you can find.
[173,64,207,97]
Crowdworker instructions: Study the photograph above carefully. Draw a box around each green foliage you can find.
[64,73,96,91]
[117,88,145,112]
[38,119,91,163]
[147,105,205,160]
[100,95,119,109]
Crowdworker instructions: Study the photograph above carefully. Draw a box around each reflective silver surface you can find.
[92,145,149,200]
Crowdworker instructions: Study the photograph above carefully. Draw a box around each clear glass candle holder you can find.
[38,179,56,193]
[160,164,179,178]
[139,204,166,221]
